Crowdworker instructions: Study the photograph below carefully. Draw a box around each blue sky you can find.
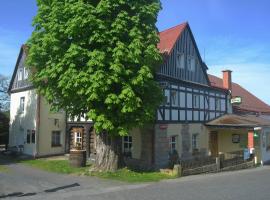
[0,0,269,104]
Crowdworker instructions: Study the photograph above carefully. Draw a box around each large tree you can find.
[27,0,162,171]
[0,75,10,112]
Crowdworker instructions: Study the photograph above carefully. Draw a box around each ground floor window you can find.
[123,136,132,157]
[192,134,198,150]
[26,129,36,144]
[26,130,31,144]
[31,130,36,144]
[52,131,61,147]
[74,131,83,148]
[170,136,178,153]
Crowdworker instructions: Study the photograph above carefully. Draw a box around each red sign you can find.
[159,124,168,130]
[248,131,254,149]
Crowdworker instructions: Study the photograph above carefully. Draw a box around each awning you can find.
[205,114,270,129]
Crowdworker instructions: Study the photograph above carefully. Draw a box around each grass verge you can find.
[0,165,9,173]
[90,168,176,183]
[21,159,176,182]
[21,159,89,175]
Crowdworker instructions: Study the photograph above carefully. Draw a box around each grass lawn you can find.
[21,159,89,175]
[21,159,176,182]
[91,168,176,183]
[0,165,9,172]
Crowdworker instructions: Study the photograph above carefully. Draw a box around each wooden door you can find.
[210,131,218,157]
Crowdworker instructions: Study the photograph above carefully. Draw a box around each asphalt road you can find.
[0,158,270,200]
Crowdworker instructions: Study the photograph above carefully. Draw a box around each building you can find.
[207,73,270,164]
[8,45,66,157]
[9,22,270,167]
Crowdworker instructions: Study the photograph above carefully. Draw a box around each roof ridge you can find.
[159,22,188,34]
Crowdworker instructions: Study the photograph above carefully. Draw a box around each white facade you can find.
[9,89,66,157]
[9,89,37,155]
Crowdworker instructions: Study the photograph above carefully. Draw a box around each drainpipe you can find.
[35,93,41,158]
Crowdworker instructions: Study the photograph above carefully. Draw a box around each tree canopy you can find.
[0,75,10,112]
[27,0,163,135]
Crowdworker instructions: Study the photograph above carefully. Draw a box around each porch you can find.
[206,114,270,165]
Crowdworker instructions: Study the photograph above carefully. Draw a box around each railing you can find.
[220,150,246,168]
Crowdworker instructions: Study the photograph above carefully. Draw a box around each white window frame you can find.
[193,94,199,108]
[170,136,178,152]
[176,53,185,69]
[187,56,196,71]
[171,90,178,106]
[20,97,25,113]
[18,69,23,81]
[216,98,221,111]
[123,136,132,154]
[24,68,29,79]
[164,89,170,106]
[74,132,82,145]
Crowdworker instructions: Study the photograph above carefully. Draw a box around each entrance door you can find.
[210,131,219,157]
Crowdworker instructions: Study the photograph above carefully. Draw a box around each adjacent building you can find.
[8,45,66,157]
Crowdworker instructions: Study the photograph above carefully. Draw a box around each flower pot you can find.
[69,150,86,168]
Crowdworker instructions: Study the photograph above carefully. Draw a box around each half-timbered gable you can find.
[8,45,33,93]
[156,23,229,123]
[157,23,209,85]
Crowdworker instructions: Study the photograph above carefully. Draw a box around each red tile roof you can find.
[208,74,270,114]
[158,22,188,54]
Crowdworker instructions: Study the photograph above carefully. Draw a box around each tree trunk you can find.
[93,132,123,172]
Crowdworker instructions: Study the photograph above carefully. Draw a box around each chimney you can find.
[222,70,232,91]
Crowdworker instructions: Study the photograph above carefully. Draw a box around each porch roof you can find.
[205,114,270,129]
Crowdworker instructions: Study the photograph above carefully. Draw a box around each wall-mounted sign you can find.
[232,134,240,143]
[159,124,168,130]
[231,96,242,104]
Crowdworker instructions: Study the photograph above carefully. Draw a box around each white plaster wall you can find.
[38,96,66,156]
[261,127,270,164]
[9,89,37,156]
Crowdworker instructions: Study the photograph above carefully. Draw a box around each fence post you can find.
[173,164,182,177]
[216,157,220,172]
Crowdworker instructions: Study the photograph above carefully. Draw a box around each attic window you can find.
[177,53,185,69]
[18,69,23,81]
[187,57,196,71]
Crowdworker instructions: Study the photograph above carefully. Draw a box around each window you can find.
[187,57,196,71]
[123,136,132,154]
[171,90,178,106]
[216,98,221,110]
[266,132,270,151]
[31,130,36,144]
[193,94,199,108]
[164,89,170,106]
[18,69,23,81]
[27,130,31,144]
[24,68,29,79]
[176,53,185,69]
[192,134,198,150]
[74,132,82,145]
[20,97,25,113]
[52,131,61,147]
[170,136,178,152]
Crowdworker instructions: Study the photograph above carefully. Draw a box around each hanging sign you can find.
[231,96,242,104]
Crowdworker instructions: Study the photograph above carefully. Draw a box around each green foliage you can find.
[27,0,163,136]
